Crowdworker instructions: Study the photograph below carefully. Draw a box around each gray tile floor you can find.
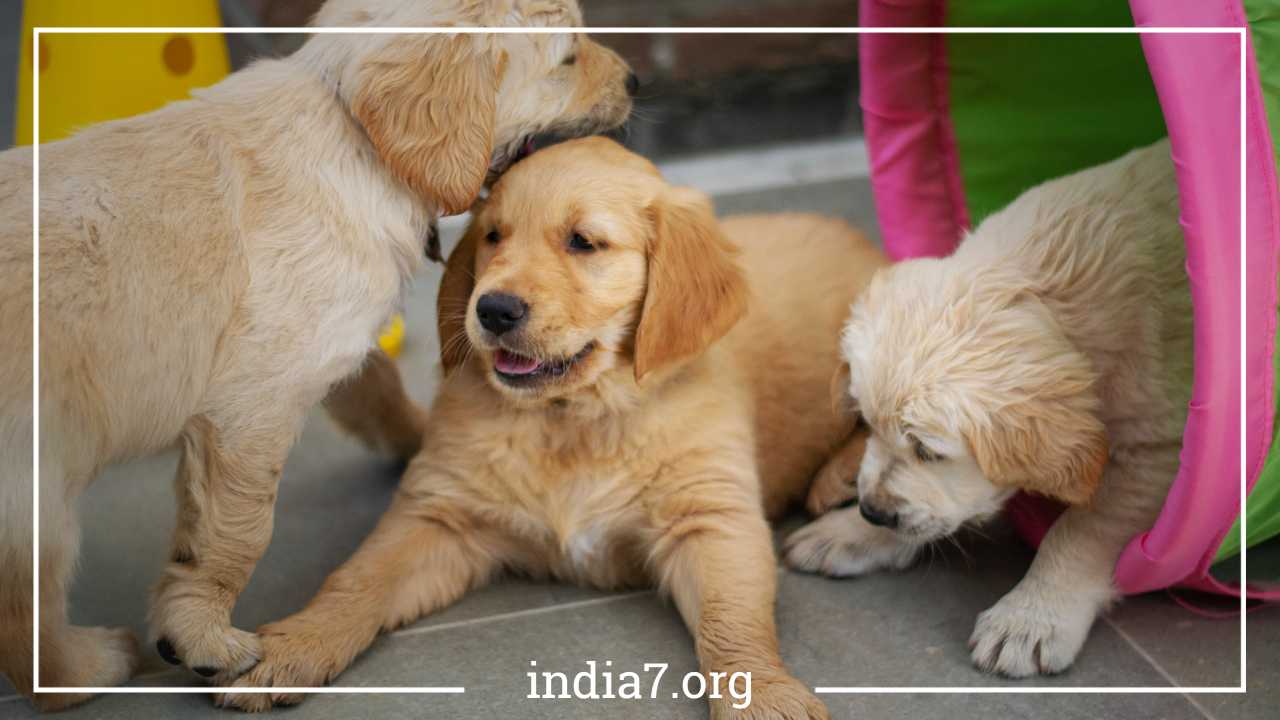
[2,154,1276,720]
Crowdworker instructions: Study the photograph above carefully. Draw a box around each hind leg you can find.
[1,463,141,711]
[29,620,141,712]
[2,603,141,713]
[323,350,428,461]
[804,431,867,516]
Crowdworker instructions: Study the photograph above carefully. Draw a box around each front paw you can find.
[969,585,1101,677]
[215,625,340,712]
[783,507,918,578]
[710,672,828,720]
[150,584,260,684]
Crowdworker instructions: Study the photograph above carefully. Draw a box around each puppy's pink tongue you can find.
[495,349,541,375]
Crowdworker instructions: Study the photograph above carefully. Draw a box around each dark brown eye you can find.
[568,232,595,253]
[562,54,577,66]
[485,229,500,245]
[913,436,942,463]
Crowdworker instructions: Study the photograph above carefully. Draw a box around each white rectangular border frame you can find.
[30,25,1249,697]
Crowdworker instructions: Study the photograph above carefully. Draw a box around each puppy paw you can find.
[152,625,260,686]
[969,584,1101,677]
[150,583,260,684]
[804,466,856,517]
[783,507,918,577]
[710,672,828,720]
[214,624,341,712]
[32,625,142,712]
[82,625,143,686]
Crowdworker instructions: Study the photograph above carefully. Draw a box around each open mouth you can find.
[493,342,596,387]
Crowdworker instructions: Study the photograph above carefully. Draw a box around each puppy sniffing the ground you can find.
[787,139,1190,677]
[0,0,634,709]
[217,137,885,717]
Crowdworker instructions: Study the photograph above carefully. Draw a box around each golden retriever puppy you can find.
[0,0,633,709]
[786,139,1190,677]
[216,137,884,716]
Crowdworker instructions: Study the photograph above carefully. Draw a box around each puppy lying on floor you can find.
[217,137,885,717]
[787,139,1190,677]
[0,0,633,708]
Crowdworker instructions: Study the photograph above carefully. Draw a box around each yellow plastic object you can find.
[378,315,406,359]
[15,0,229,145]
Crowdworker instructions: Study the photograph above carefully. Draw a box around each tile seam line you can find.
[389,590,655,639]
[124,568,757,687]
[1101,615,1222,720]
[0,591,660,696]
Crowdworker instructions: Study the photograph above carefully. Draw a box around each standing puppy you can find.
[218,138,884,717]
[787,139,1190,677]
[0,0,634,709]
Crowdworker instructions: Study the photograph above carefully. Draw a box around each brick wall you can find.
[584,0,861,159]
[249,0,856,28]
[240,0,861,158]
[585,0,856,79]
[246,0,858,83]
[0,1,860,154]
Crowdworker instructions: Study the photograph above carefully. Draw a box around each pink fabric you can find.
[1113,0,1273,595]
[859,0,1280,594]
[859,0,967,260]
[1005,6,1275,596]
[1167,587,1280,617]
[1179,573,1280,601]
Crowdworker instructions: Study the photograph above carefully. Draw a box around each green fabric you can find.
[1214,0,1280,565]
[1218,438,1280,563]
[944,1,1167,225]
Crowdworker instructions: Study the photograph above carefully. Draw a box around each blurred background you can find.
[2,3,1273,719]
[0,0,860,156]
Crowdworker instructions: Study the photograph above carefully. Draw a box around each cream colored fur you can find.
[216,138,885,718]
[787,139,1191,677]
[0,0,633,710]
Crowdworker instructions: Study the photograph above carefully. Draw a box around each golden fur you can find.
[216,138,886,718]
[0,0,633,709]
[787,139,1192,677]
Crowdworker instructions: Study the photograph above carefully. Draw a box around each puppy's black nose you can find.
[476,292,528,336]
[860,502,899,529]
[625,72,640,97]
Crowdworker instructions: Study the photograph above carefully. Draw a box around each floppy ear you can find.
[634,188,749,381]
[970,401,1108,506]
[966,328,1108,506]
[353,34,496,215]
[437,229,479,374]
